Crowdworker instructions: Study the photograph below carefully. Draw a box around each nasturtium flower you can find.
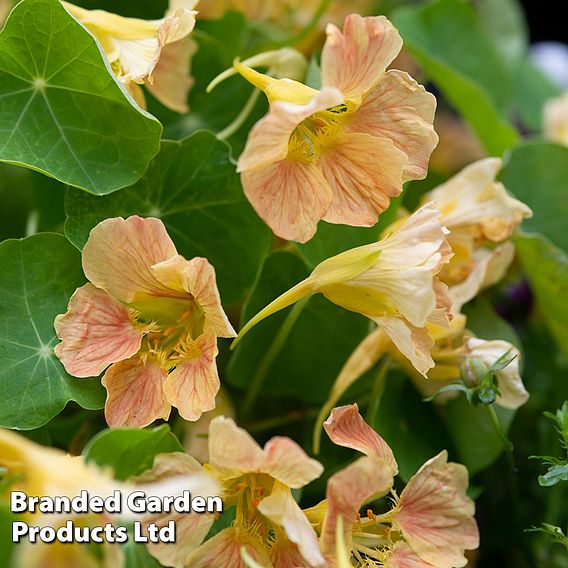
[54,216,235,428]
[138,416,325,568]
[306,405,479,568]
[234,204,452,378]
[62,0,197,113]
[233,14,438,242]
[544,91,568,146]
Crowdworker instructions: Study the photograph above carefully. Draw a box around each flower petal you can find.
[152,256,235,337]
[183,527,273,568]
[54,283,142,377]
[262,438,324,489]
[82,216,178,303]
[208,417,265,475]
[238,87,343,173]
[102,356,170,428]
[346,70,438,181]
[384,542,436,568]
[323,404,397,475]
[241,158,333,243]
[320,132,406,226]
[394,451,479,568]
[163,329,220,421]
[321,15,403,100]
[258,482,325,567]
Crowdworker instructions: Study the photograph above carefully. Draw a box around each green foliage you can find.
[64,131,271,305]
[83,424,184,481]
[0,0,161,194]
[0,233,104,429]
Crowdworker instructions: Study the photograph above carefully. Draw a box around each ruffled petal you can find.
[82,216,178,303]
[321,15,403,100]
[238,87,343,173]
[54,283,142,377]
[152,256,235,337]
[183,527,273,568]
[323,404,397,475]
[102,356,170,428]
[262,437,324,489]
[208,417,265,475]
[258,482,325,567]
[241,158,333,243]
[394,451,479,568]
[346,70,438,181]
[163,329,220,421]
[320,132,406,226]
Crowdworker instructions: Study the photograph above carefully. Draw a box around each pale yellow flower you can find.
[544,91,568,146]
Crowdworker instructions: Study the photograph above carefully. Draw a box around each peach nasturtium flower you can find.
[54,216,235,428]
[62,0,198,113]
[233,14,438,242]
[233,204,452,378]
[306,405,479,567]
[138,416,325,568]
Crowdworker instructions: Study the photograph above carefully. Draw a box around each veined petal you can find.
[54,283,142,378]
[270,539,311,568]
[374,316,434,377]
[258,482,325,567]
[465,338,528,409]
[320,132,406,226]
[262,438,324,489]
[321,456,394,554]
[346,70,438,181]
[238,87,343,173]
[102,356,170,428]
[152,256,235,337]
[324,404,397,475]
[241,159,333,243]
[394,451,479,568]
[384,542,436,568]
[208,417,265,475]
[82,216,178,303]
[163,329,221,421]
[184,527,272,568]
[321,15,403,100]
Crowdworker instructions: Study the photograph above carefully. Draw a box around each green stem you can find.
[244,408,318,434]
[217,88,260,140]
[365,357,391,426]
[241,296,310,418]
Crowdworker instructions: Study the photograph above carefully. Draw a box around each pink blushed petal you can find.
[321,15,403,100]
[374,316,434,378]
[321,455,394,555]
[258,483,325,567]
[241,159,333,243]
[163,329,220,422]
[54,283,143,377]
[183,527,272,568]
[102,356,170,428]
[395,451,479,568]
[152,256,235,337]
[384,542,436,568]
[320,132,406,226]
[346,70,438,181]
[270,540,311,568]
[238,87,343,173]
[324,404,397,475]
[262,438,324,489]
[208,417,265,475]
[82,216,178,303]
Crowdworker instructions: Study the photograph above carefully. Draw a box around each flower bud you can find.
[460,356,489,388]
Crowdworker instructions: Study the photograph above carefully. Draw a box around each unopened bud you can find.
[460,357,489,388]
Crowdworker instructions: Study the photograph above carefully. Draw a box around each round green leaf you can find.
[64,131,271,305]
[0,233,104,430]
[0,0,162,194]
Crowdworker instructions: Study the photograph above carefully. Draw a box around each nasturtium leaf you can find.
[0,233,104,430]
[393,0,518,155]
[501,142,568,252]
[0,0,161,194]
[515,234,568,361]
[373,372,454,482]
[64,131,271,305]
[122,539,164,568]
[83,424,184,481]
[227,251,370,404]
